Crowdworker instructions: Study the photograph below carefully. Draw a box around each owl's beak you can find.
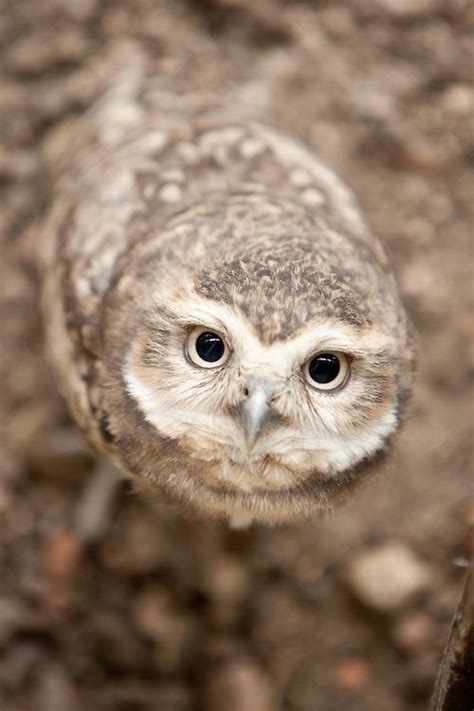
[239,381,280,449]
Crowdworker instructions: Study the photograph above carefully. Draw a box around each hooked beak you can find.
[238,381,281,449]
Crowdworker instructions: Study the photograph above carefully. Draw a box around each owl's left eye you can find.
[186,327,230,369]
[304,352,350,391]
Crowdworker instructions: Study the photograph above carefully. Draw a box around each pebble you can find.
[335,658,372,692]
[200,554,250,606]
[159,183,183,203]
[0,449,23,486]
[441,84,474,116]
[374,0,437,18]
[345,542,431,612]
[301,187,326,206]
[0,598,33,647]
[44,530,82,590]
[205,657,277,711]
[131,130,168,154]
[200,554,250,629]
[35,664,78,711]
[161,168,185,183]
[399,258,438,302]
[176,141,200,165]
[290,169,312,187]
[318,5,355,39]
[239,138,266,159]
[64,0,98,21]
[133,585,192,673]
[94,612,147,672]
[391,612,436,656]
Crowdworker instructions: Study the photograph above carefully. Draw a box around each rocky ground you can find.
[0,1,473,709]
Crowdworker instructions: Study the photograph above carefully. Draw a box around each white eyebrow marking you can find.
[165,293,395,376]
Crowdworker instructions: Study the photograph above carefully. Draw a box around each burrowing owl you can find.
[42,72,415,526]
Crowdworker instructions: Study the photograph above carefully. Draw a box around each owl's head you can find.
[102,196,414,524]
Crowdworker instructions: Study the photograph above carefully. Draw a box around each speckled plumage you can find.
[42,69,415,524]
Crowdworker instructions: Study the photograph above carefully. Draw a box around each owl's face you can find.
[97,197,414,524]
[121,277,410,523]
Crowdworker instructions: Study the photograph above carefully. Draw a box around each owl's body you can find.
[43,72,414,524]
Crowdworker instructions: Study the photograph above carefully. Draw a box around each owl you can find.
[42,78,415,526]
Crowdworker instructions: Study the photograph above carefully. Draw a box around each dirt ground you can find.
[0,1,473,709]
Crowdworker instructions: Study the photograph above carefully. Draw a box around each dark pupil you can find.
[195,332,225,363]
[309,353,340,384]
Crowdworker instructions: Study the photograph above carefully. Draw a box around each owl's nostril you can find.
[243,379,279,404]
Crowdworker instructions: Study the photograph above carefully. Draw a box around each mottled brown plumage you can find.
[42,68,415,525]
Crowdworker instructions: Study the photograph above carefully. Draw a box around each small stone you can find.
[319,6,355,38]
[142,182,157,200]
[301,188,325,206]
[0,449,23,485]
[64,0,98,21]
[375,0,436,18]
[35,664,78,711]
[176,141,200,165]
[125,131,168,158]
[399,258,437,302]
[335,658,372,692]
[205,657,277,711]
[94,612,147,672]
[161,168,185,183]
[99,104,143,145]
[290,169,312,187]
[352,82,396,121]
[212,144,231,167]
[159,183,183,203]
[441,84,474,116]
[0,598,33,647]
[200,555,249,606]
[345,542,431,613]
[239,138,266,159]
[201,127,244,151]
[45,530,82,582]
[136,170,159,201]
[99,171,134,202]
[200,555,250,628]
[44,530,83,613]
[133,586,192,672]
[391,612,436,655]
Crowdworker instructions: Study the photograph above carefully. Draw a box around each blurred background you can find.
[0,1,473,709]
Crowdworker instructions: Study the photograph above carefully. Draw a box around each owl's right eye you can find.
[186,327,230,369]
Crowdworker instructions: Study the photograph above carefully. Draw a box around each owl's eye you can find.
[305,352,350,391]
[186,327,230,369]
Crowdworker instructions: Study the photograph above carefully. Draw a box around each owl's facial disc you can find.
[123,295,401,510]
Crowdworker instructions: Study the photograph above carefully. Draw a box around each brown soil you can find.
[0,1,473,709]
